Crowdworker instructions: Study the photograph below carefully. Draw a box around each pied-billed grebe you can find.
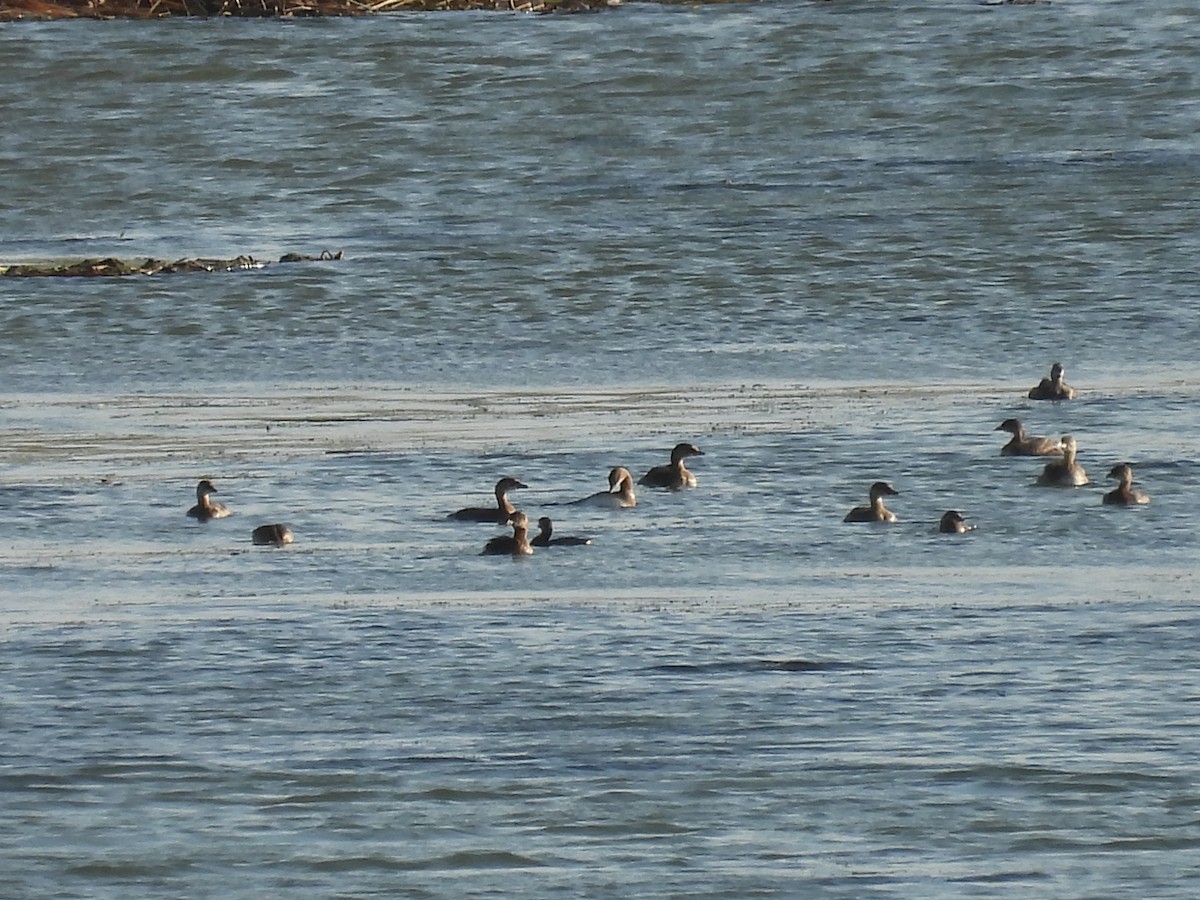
[571,466,637,509]
[1028,362,1076,400]
[449,476,527,523]
[938,510,976,534]
[251,523,294,547]
[1036,435,1089,486]
[844,481,899,523]
[995,418,1063,457]
[1102,463,1150,506]
[531,516,592,547]
[639,442,703,490]
[482,511,534,557]
[187,479,231,522]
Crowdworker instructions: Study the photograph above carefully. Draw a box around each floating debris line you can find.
[1,251,344,277]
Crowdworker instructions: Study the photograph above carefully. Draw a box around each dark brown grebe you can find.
[531,517,592,547]
[938,510,976,534]
[639,442,703,490]
[186,479,231,522]
[1102,463,1149,506]
[1028,362,1076,400]
[482,511,534,557]
[844,482,899,523]
[252,524,294,547]
[449,477,527,523]
[995,419,1063,457]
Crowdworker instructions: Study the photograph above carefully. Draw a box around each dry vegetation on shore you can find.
[0,0,677,20]
[1,251,343,277]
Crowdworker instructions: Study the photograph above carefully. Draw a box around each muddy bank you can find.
[1,0,635,20]
[1,251,342,277]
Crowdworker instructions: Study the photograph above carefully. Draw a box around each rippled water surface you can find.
[3,2,1200,896]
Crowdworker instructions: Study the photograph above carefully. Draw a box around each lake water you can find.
[3,2,1200,896]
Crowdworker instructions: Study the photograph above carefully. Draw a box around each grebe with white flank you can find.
[1102,463,1149,506]
[571,466,636,508]
[938,510,976,534]
[639,443,703,490]
[844,482,899,523]
[1036,435,1089,486]
[187,479,231,522]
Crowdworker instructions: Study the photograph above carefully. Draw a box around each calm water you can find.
[3,2,1200,896]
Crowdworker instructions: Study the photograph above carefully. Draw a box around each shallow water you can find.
[5,600,1200,897]
[3,2,1200,896]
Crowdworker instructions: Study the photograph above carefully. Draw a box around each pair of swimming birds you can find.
[186,479,294,547]
[840,482,973,532]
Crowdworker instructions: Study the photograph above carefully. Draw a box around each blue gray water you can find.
[3,2,1200,896]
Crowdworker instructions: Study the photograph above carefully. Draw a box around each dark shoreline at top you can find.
[1,0,766,22]
[0,1,1044,23]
